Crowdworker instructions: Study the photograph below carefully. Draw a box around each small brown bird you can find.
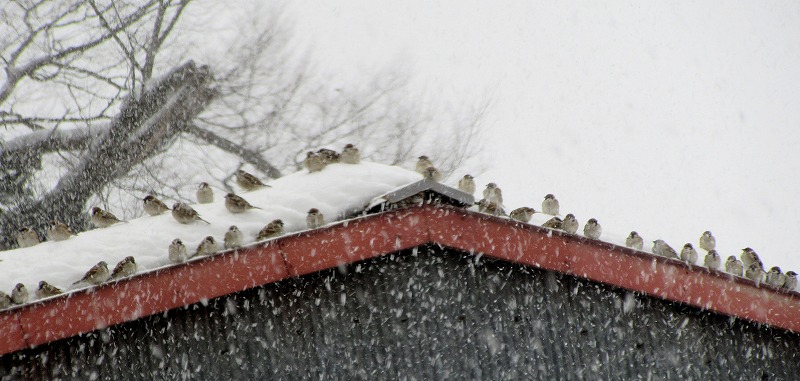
[194,236,218,257]
[73,261,110,285]
[458,174,476,195]
[652,240,679,259]
[46,220,77,242]
[304,151,326,173]
[36,281,63,299]
[680,243,698,265]
[11,283,28,304]
[783,271,798,291]
[91,207,124,228]
[110,256,137,279]
[423,166,443,182]
[169,239,189,263]
[541,216,563,230]
[172,202,210,224]
[704,250,721,270]
[0,292,10,309]
[509,207,536,223]
[415,155,434,174]
[766,266,786,288]
[224,193,261,213]
[306,208,325,229]
[224,226,244,249]
[317,148,340,164]
[725,256,744,276]
[236,169,270,191]
[340,144,361,164]
[740,247,760,269]
[541,194,560,216]
[143,195,170,216]
[483,183,503,206]
[626,231,644,250]
[562,214,579,234]
[699,231,716,251]
[745,262,765,283]
[196,182,214,204]
[476,199,506,216]
[257,219,285,241]
[583,218,602,240]
[15,227,40,248]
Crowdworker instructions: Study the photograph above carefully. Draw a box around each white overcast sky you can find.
[283,1,800,271]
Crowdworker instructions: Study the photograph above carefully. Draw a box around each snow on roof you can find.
[0,162,422,298]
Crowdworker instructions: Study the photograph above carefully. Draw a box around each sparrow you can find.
[415,155,434,174]
[562,214,579,234]
[703,250,721,270]
[340,143,361,164]
[306,208,325,229]
[744,262,765,283]
[783,271,798,291]
[766,266,786,288]
[143,195,170,216]
[476,199,506,216]
[626,231,644,250]
[483,183,503,206]
[583,218,602,240]
[317,148,340,164]
[541,194,560,216]
[509,207,536,223]
[236,169,270,191]
[172,202,210,224]
[46,220,77,242]
[195,236,218,257]
[196,182,214,204]
[72,261,110,285]
[257,219,285,241]
[91,207,124,228]
[224,226,244,249]
[541,216,563,230]
[740,247,760,269]
[304,151,326,173]
[11,283,28,304]
[169,238,189,263]
[652,240,679,259]
[423,166,443,182]
[225,193,261,213]
[458,174,476,195]
[698,231,716,251]
[36,281,63,299]
[0,292,10,309]
[680,243,698,265]
[725,256,744,276]
[15,227,40,248]
[110,256,137,279]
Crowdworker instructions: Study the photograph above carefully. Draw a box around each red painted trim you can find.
[1,204,799,356]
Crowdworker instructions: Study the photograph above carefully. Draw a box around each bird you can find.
[725,256,744,276]
[236,169,270,191]
[509,207,536,223]
[483,183,503,206]
[46,220,77,242]
[415,155,434,174]
[699,231,716,251]
[704,250,721,270]
[73,261,110,285]
[583,218,602,240]
[626,231,644,250]
[317,148,340,164]
[91,207,124,228]
[541,194,560,216]
[196,182,214,204]
[15,227,40,248]
[0,292,10,309]
[171,202,210,224]
[169,239,189,263]
[304,151,326,173]
[306,208,325,229]
[11,283,28,304]
[652,240,679,259]
[541,216,563,230]
[257,219,285,241]
[458,174,476,195]
[680,243,698,265]
[745,262,765,283]
[194,236,218,257]
[562,214,579,234]
[143,195,170,216]
[110,256,137,279]
[224,226,244,249]
[783,271,798,291]
[766,266,786,288]
[740,247,760,269]
[423,166,443,182]
[36,281,63,299]
[476,199,506,216]
[340,143,361,164]
[224,193,260,213]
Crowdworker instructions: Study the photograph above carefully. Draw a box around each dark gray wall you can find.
[2,245,798,380]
